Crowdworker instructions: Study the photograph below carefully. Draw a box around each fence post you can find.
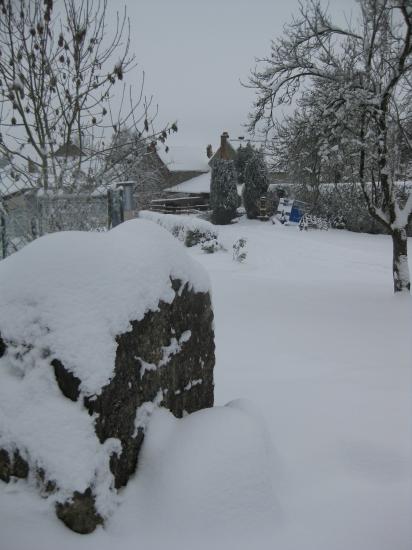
[1,214,6,259]
[117,181,136,221]
[108,188,124,228]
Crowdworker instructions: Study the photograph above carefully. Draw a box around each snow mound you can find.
[0,218,210,395]
[123,400,277,545]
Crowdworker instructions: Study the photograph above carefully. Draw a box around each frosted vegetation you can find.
[210,160,240,225]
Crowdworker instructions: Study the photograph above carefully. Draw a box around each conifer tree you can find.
[210,159,239,225]
[242,150,268,219]
[235,142,255,184]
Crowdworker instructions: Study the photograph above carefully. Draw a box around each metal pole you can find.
[1,214,6,259]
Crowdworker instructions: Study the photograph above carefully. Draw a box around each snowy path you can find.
[192,220,412,550]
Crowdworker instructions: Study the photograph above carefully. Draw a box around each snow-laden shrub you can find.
[242,152,268,219]
[201,238,222,254]
[139,210,219,247]
[292,182,391,234]
[233,238,247,262]
[210,159,240,225]
[235,142,255,184]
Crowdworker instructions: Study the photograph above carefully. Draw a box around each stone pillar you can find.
[117,181,136,221]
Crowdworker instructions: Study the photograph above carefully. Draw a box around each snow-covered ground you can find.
[1,218,411,549]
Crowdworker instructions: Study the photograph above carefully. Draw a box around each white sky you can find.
[109,0,356,151]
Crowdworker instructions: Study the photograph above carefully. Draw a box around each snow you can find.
[0,357,120,498]
[134,390,164,435]
[165,171,211,193]
[126,402,277,546]
[0,348,122,516]
[0,218,209,395]
[393,194,412,229]
[137,329,192,377]
[157,145,210,173]
[1,217,411,549]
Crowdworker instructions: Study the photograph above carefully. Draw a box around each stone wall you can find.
[0,277,215,534]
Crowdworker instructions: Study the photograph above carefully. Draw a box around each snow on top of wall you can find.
[157,145,210,173]
[0,218,210,396]
[165,171,211,194]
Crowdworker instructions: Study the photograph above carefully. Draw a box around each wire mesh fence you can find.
[0,179,126,260]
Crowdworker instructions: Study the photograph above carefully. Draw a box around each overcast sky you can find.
[110,0,356,151]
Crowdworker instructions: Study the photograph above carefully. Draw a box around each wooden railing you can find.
[150,195,209,214]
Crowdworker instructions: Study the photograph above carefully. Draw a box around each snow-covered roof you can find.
[208,139,237,166]
[165,171,244,197]
[157,146,209,173]
[165,171,211,194]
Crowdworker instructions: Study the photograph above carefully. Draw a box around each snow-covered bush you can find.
[139,210,219,247]
[233,238,247,262]
[292,183,389,234]
[299,214,329,230]
[201,238,222,254]
[210,159,240,225]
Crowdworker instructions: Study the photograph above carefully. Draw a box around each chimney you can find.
[206,144,213,159]
[220,132,230,160]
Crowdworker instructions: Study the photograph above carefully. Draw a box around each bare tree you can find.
[104,127,170,188]
[248,0,412,292]
[0,0,173,192]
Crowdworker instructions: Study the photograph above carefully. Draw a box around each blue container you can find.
[289,205,303,223]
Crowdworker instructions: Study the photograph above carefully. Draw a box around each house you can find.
[0,133,244,253]
[163,132,239,200]
[136,145,210,211]
[53,142,84,160]
[157,145,209,186]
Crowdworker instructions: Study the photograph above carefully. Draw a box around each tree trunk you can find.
[42,158,49,191]
[392,228,410,293]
